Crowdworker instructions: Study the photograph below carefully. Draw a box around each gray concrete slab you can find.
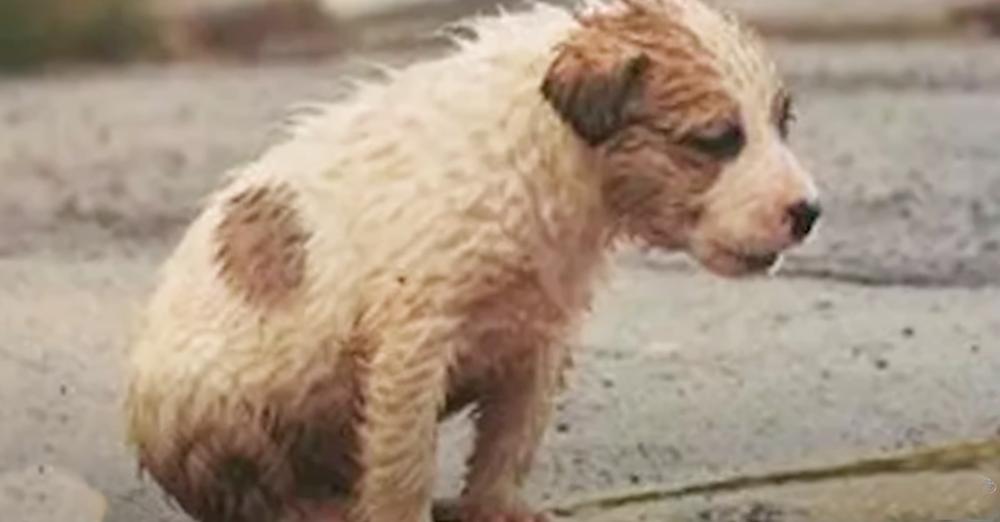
[535,266,1000,520]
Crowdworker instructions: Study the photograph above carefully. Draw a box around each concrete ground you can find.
[2,7,1000,522]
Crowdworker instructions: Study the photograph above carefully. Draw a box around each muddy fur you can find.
[124,1,819,521]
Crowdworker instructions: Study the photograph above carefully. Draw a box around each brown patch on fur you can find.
[215,184,310,308]
[136,401,297,522]
[135,334,373,522]
[542,49,650,145]
[543,1,738,146]
[543,3,745,248]
[606,125,725,186]
[602,123,724,247]
[612,9,738,136]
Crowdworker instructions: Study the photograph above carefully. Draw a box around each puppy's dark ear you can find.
[542,49,650,146]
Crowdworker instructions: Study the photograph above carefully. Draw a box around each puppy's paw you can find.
[291,500,347,522]
[432,498,549,522]
[459,502,549,522]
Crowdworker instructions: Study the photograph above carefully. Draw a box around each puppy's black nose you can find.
[787,200,821,240]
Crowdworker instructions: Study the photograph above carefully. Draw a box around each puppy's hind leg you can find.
[459,344,567,522]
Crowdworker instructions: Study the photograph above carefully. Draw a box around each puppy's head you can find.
[543,0,820,277]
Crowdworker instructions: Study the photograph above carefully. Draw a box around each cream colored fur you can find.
[125,1,818,521]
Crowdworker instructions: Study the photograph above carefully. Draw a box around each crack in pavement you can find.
[542,437,1000,518]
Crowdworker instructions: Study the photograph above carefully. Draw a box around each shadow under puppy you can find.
[124,1,821,521]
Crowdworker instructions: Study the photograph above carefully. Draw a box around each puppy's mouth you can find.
[729,249,781,273]
[694,243,784,277]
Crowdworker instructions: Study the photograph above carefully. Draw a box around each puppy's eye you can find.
[682,121,745,160]
[777,95,796,139]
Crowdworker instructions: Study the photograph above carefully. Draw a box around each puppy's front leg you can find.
[352,325,453,522]
[460,346,566,522]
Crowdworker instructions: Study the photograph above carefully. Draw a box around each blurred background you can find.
[1,0,1000,521]
[1,0,999,68]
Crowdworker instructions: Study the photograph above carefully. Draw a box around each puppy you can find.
[124,1,820,521]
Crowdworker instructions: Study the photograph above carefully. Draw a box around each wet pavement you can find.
[1,10,999,522]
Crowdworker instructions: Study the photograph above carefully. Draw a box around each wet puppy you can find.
[125,1,820,521]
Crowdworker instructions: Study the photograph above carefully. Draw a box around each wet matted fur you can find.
[124,1,820,521]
